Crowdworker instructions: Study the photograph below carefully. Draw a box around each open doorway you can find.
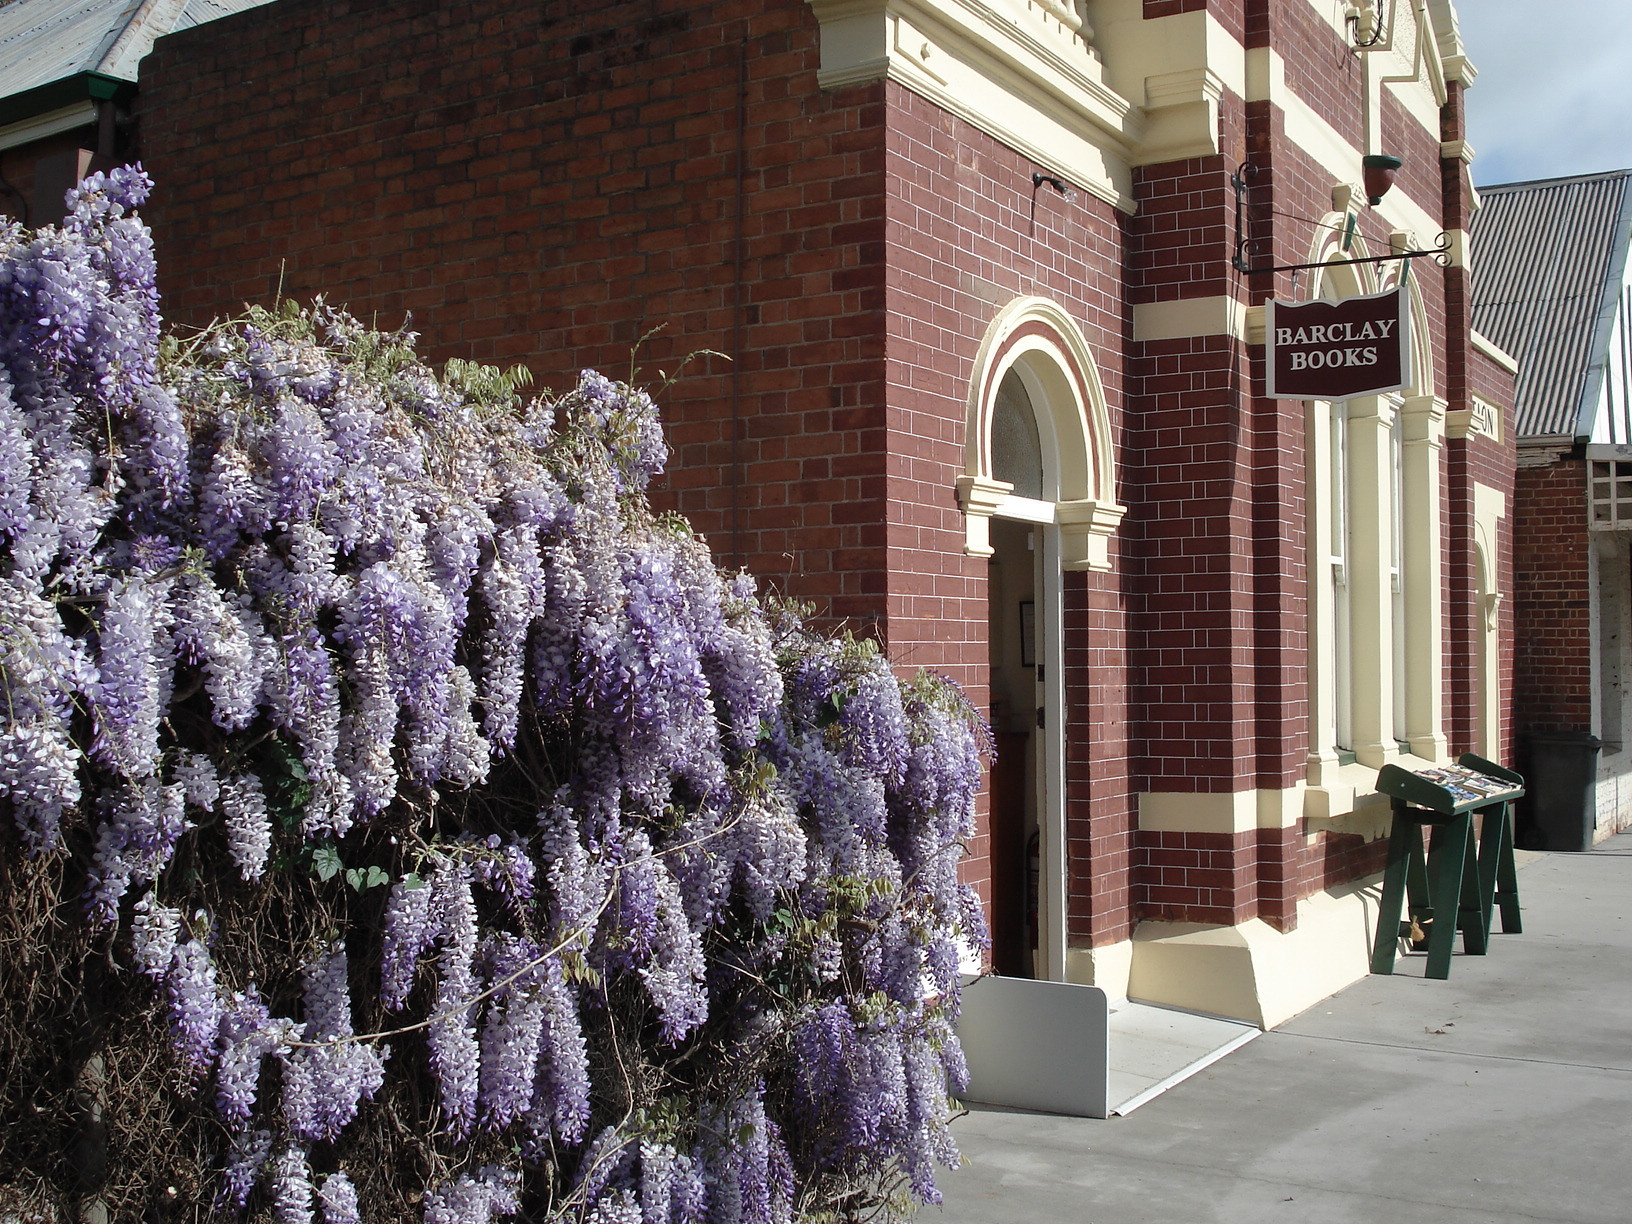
[987,517,1041,977]
[959,297,1124,981]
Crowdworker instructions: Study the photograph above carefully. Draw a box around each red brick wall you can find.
[1512,459,1593,734]
[1272,1,1364,154]
[141,0,892,628]
[138,0,1152,944]
[0,131,117,226]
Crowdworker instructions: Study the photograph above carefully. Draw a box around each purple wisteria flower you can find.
[422,1165,519,1224]
[166,937,222,1077]
[317,1171,361,1224]
[1,183,990,1220]
[280,943,387,1143]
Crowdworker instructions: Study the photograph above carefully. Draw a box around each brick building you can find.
[6,0,1518,1037]
[0,0,275,228]
[1472,169,1632,849]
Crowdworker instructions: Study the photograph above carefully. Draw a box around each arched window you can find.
[991,370,1046,501]
[957,296,1125,571]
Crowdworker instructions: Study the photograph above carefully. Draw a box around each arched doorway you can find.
[958,297,1123,981]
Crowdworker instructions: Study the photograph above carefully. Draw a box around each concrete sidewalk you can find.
[934,833,1632,1224]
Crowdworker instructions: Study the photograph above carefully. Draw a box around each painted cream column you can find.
[1472,481,1508,760]
[1402,393,1449,760]
[1345,395,1395,766]
[1305,397,1343,780]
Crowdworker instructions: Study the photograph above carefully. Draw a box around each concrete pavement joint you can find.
[953,1135,1610,1224]
[1266,1029,1632,1075]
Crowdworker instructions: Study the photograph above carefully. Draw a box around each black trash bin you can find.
[1520,731,1602,851]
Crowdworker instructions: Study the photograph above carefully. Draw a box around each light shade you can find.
[1363,154,1403,206]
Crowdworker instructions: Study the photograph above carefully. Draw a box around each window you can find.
[1306,266,1445,777]
[991,370,1045,500]
[1329,401,1352,752]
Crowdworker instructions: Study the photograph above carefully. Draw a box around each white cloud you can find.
[1457,0,1632,185]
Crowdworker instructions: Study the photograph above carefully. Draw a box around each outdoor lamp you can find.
[1363,154,1403,206]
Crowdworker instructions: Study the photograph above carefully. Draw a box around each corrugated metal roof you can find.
[1470,169,1632,441]
[0,0,275,97]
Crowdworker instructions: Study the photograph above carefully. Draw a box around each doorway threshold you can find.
[1106,1000,1260,1115]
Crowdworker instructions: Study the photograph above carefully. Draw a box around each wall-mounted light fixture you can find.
[1032,171,1074,200]
[1362,154,1403,206]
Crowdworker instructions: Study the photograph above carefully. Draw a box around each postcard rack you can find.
[1369,753,1525,980]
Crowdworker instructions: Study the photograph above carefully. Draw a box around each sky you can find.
[1457,0,1632,187]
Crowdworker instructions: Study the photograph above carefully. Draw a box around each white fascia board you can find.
[0,101,97,153]
[1470,328,1518,376]
[808,0,1141,212]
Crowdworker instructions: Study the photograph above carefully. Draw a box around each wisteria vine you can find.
[0,168,987,1223]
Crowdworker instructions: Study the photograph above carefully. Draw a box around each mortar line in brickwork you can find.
[729,33,748,571]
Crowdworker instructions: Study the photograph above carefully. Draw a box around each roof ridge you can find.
[1480,167,1632,193]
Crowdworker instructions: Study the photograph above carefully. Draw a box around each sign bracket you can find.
[1231,162,1453,275]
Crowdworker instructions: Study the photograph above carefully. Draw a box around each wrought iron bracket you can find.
[1231,162,1453,276]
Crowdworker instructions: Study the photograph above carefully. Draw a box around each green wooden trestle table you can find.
[1369,753,1525,980]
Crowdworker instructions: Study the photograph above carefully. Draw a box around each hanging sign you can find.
[1265,287,1411,399]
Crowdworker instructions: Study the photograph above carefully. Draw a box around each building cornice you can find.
[806,0,1141,212]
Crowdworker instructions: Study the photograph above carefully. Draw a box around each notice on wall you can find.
[1265,287,1411,400]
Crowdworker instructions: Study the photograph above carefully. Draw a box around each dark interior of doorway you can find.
[987,517,1039,978]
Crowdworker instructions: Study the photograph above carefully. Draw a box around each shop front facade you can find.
[128,0,1517,1027]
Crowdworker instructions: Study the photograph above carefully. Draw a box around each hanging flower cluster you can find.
[0,168,987,1222]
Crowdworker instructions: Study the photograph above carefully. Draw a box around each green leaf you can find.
[311,844,342,882]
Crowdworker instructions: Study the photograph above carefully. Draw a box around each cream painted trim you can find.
[1303,263,1445,773]
[1056,497,1125,572]
[1138,66,1226,165]
[953,474,1010,557]
[1425,0,1474,83]
[1304,758,1396,826]
[806,0,1140,212]
[1244,304,1267,345]
[1440,138,1475,164]
[0,102,97,153]
[1138,787,1302,835]
[1064,941,1133,1003]
[1441,228,1469,271]
[1139,790,1256,835]
[1132,295,1249,342]
[1472,482,1507,758]
[1127,877,1388,1029]
[1471,328,1519,375]
[1091,2,1248,114]
[1448,395,1501,443]
[1400,392,1449,762]
[1474,481,1507,536]
[1374,0,1449,117]
[1343,397,1396,767]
